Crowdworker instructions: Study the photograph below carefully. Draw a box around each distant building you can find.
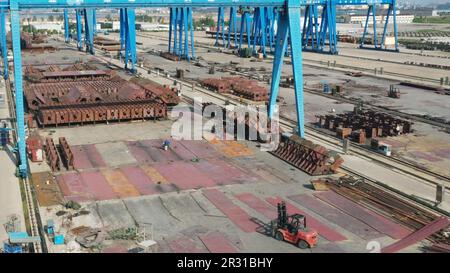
[432,9,450,16]
[349,14,414,24]
[26,22,63,32]
[137,23,169,31]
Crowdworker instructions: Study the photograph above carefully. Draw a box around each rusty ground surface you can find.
[30,171,64,207]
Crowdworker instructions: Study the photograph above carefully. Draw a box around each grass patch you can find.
[413,16,450,24]
[18,178,32,235]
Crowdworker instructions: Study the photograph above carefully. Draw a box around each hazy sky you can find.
[402,0,449,6]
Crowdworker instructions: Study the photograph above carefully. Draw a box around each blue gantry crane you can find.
[0,0,398,178]
[217,0,398,55]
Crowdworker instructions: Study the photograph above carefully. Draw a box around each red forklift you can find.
[271,202,318,249]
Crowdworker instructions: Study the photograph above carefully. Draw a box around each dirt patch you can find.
[30,172,64,207]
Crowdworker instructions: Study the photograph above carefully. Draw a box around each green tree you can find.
[48,15,54,22]
[194,16,216,29]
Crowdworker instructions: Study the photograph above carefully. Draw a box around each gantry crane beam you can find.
[0,0,395,9]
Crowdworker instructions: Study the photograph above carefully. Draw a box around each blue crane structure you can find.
[168,7,196,61]
[0,0,397,178]
[215,0,398,55]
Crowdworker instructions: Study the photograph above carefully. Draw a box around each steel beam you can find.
[168,7,174,53]
[124,8,137,72]
[188,8,196,58]
[76,9,83,50]
[227,7,238,48]
[10,0,27,177]
[84,8,95,54]
[0,8,8,79]
[269,0,304,137]
[63,9,69,43]
[215,7,225,47]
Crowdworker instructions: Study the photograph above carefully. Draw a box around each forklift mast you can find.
[277,202,287,228]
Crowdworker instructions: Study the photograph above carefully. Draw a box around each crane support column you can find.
[215,7,225,46]
[93,9,97,34]
[84,9,95,55]
[124,8,137,72]
[227,7,238,48]
[168,7,174,53]
[188,8,196,59]
[10,0,27,177]
[0,8,8,79]
[119,8,125,56]
[76,9,83,51]
[63,9,69,43]
[178,7,183,56]
[269,0,304,137]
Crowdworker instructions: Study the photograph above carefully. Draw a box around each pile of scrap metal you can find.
[75,228,106,249]
[94,36,121,52]
[160,52,181,61]
[271,134,343,175]
[200,76,269,101]
[337,34,358,44]
[23,65,174,126]
[311,176,450,253]
[316,108,413,142]
[202,102,279,143]
[7,32,55,52]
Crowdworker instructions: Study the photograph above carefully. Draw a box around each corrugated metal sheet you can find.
[314,191,410,239]
[289,194,381,240]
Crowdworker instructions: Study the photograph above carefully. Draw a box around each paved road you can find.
[0,78,25,244]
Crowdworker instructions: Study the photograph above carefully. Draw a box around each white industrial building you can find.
[349,14,414,24]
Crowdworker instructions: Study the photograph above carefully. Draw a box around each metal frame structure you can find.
[215,7,226,47]
[0,0,397,178]
[238,8,253,51]
[360,1,398,51]
[63,9,69,43]
[0,8,8,79]
[218,0,398,54]
[227,7,238,48]
[302,1,337,54]
[168,7,195,61]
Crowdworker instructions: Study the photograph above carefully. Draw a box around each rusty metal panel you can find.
[382,217,449,253]
[44,137,60,172]
[59,137,74,170]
